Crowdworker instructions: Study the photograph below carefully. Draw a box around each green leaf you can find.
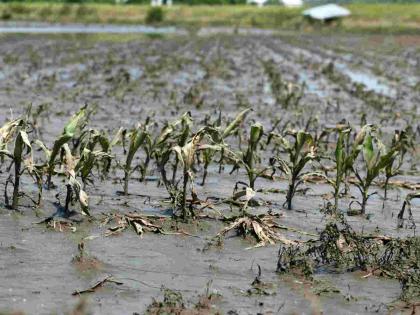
[222,108,251,139]
[363,134,375,170]
[48,107,87,173]
[250,123,264,146]
[125,126,148,172]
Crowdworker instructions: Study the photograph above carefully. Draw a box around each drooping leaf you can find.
[222,108,251,139]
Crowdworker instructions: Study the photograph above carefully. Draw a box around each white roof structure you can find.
[281,0,303,7]
[303,4,350,20]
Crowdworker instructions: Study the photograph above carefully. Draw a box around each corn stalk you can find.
[122,123,149,195]
[352,131,399,214]
[229,122,266,190]
[270,130,316,210]
[46,106,87,188]
[0,119,33,210]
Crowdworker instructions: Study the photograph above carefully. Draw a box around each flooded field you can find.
[0,30,419,314]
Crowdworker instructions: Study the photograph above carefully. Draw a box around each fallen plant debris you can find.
[213,212,314,249]
[146,286,222,315]
[0,31,419,314]
[101,212,195,237]
[72,276,123,296]
[35,216,77,233]
[277,217,420,300]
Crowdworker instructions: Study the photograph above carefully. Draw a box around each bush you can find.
[9,4,31,14]
[38,6,53,19]
[75,4,97,17]
[1,9,12,20]
[145,7,164,24]
[58,4,73,16]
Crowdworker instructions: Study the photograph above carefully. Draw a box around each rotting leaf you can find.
[102,212,194,237]
[212,213,309,249]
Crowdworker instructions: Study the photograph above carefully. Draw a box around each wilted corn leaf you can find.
[126,125,149,169]
[68,176,91,216]
[47,106,87,179]
[363,134,375,170]
[0,119,22,149]
[222,108,251,139]
[346,124,372,169]
[232,187,256,203]
[103,212,165,237]
[216,214,300,248]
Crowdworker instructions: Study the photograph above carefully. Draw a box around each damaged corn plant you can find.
[1,33,420,315]
[277,215,420,301]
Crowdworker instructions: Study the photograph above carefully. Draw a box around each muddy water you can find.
[0,31,419,314]
[334,62,396,97]
[0,22,180,34]
[0,207,404,315]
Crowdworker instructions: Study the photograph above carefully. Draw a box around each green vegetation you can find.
[0,3,419,32]
[270,130,317,210]
[145,6,164,24]
[0,25,419,314]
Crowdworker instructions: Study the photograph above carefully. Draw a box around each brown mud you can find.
[0,31,419,314]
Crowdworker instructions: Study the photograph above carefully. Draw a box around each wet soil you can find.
[0,30,419,314]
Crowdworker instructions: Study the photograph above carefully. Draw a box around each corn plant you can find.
[0,119,32,210]
[383,129,410,202]
[262,60,304,110]
[60,144,91,217]
[122,122,150,195]
[330,126,351,211]
[46,106,87,188]
[351,131,399,215]
[152,113,196,218]
[27,103,51,140]
[76,148,112,188]
[78,129,115,177]
[270,130,317,210]
[316,124,372,213]
[172,130,210,219]
[200,108,251,185]
[228,122,266,190]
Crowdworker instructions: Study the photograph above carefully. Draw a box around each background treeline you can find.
[0,0,418,4]
[0,0,248,4]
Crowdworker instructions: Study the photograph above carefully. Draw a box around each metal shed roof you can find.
[303,4,350,20]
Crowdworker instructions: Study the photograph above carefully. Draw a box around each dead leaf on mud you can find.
[72,276,123,296]
[381,180,420,191]
[215,214,309,248]
[102,212,195,237]
[35,217,77,233]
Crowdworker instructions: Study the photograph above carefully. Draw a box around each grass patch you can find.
[0,3,418,32]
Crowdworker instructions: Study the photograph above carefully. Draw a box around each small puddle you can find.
[298,72,326,97]
[335,62,396,97]
[128,67,143,81]
[411,198,420,206]
[407,75,419,88]
[0,23,179,34]
[173,69,206,86]
[142,207,173,217]
[25,63,88,86]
